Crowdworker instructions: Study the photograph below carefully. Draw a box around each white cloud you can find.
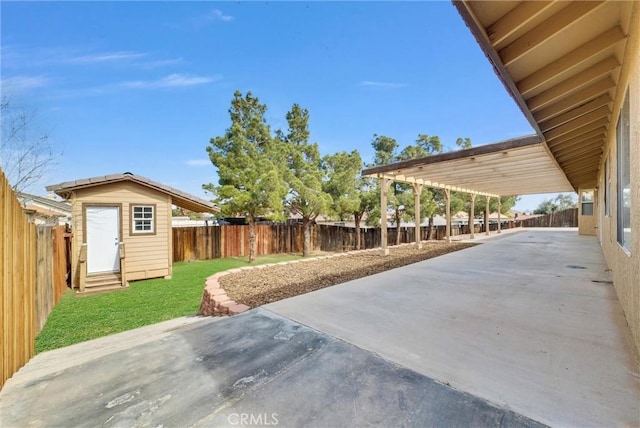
[209,9,234,22]
[0,75,50,92]
[67,51,146,64]
[359,80,408,89]
[139,58,185,69]
[185,159,211,167]
[121,73,220,89]
[192,9,234,28]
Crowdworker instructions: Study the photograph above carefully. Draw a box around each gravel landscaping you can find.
[221,242,476,308]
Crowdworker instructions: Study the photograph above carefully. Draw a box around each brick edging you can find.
[198,242,435,317]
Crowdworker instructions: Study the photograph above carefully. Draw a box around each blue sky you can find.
[1,1,569,211]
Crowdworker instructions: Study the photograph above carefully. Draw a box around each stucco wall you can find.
[597,3,640,354]
[71,181,173,287]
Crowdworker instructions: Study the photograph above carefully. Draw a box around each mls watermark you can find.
[227,413,279,426]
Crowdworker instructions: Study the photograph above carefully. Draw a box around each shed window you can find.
[132,205,155,233]
[617,89,631,252]
[581,191,594,216]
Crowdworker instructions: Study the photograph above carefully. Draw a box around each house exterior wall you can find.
[70,181,173,287]
[597,4,640,353]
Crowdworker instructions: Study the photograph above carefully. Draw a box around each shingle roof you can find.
[46,172,219,213]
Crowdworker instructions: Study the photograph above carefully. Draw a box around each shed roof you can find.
[362,135,574,197]
[46,172,219,213]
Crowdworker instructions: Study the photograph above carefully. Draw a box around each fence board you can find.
[519,208,578,227]
[1,169,36,389]
[172,222,508,262]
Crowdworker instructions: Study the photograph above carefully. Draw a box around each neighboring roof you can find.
[24,204,68,219]
[362,135,574,197]
[453,0,636,189]
[46,172,219,213]
[17,192,72,213]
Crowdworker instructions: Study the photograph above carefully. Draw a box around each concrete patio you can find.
[268,228,640,427]
[1,229,638,427]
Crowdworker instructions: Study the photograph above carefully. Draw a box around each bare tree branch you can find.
[0,96,59,192]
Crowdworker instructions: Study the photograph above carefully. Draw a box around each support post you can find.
[485,195,491,236]
[380,178,391,255]
[469,194,476,239]
[497,197,502,233]
[413,183,423,249]
[444,188,451,244]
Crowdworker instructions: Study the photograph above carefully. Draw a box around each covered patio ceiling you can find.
[362,135,574,197]
[363,1,634,197]
[454,0,634,190]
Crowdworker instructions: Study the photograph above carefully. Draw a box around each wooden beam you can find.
[543,106,610,140]
[485,196,490,236]
[555,146,603,164]
[539,95,612,132]
[547,126,606,148]
[568,169,600,182]
[552,136,604,159]
[380,178,391,255]
[500,1,604,66]
[469,194,476,239]
[527,58,618,111]
[534,78,615,122]
[560,154,601,169]
[497,198,502,233]
[561,162,600,176]
[545,117,609,144]
[413,183,423,249]
[517,26,626,96]
[487,1,554,47]
[551,134,603,155]
[445,189,451,244]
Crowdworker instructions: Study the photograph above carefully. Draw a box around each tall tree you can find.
[204,91,287,263]
[323,150,377,249]
[370,134,439,244]
[279,104,332,257]
[0,96,58,192]
[412,134,445,238]
[455,137,472,149]
[533,193,576,214]
[323,150,362,222]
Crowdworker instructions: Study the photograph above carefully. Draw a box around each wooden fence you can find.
[1,170,36,389]
[518,208,578,227]
[1,169,70,389]
[35,225,70,333]
[172,222,510,262]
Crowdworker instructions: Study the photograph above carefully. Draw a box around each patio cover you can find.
[362,135,574,197]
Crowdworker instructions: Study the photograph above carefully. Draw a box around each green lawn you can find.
[35,254,303,353]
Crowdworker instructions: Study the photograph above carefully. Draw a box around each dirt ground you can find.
[221,242,476,308]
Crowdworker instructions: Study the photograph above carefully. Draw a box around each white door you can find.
[86,206,121,274]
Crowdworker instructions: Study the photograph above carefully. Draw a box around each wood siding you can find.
[71,181,171,286]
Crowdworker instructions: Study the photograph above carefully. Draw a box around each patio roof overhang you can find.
[362,135,574,198]
[452,0,636,190]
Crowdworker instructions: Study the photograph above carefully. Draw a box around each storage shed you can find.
[47,173,219,294]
